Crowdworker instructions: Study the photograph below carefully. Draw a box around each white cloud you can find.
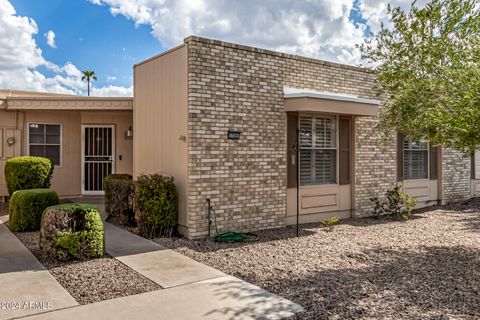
[89,0,432,66]
[89,0,368,64]
[106,75,117,81]
[91,84,133,97]
[44,30,56,48]
[359,0,429,34]
[0,0,131,96]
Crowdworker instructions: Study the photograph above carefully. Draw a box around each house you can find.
[1,36,478,239]
[133,36,477,239]
[0,89,133,197]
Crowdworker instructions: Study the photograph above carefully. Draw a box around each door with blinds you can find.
[82,125,115,194]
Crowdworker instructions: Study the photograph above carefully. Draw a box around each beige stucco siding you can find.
[133,45,189,229]
[0,110,23,195]
[0,108,133,198]
[81,111,133,175]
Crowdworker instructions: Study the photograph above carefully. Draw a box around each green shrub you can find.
[104,174,135,225]
[40,203,105,260]
[320,216,340,232]
[8,189,59,232]
[370,185,417,221]
[4,156,54,195]
[135,174,178,238]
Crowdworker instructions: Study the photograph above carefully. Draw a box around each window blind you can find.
[403,139,428,180]
[299,114,336,185]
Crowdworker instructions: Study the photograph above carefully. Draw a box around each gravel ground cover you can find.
[155,200,480,320]
[0,205,161,305]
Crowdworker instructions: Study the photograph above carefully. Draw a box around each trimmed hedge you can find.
[40,203,105,260]
[136,174,178,238]
[8,189,59,232]
[104,174,135,225]
[4,156,54,195]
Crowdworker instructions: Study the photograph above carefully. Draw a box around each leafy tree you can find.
[361,0,480,154]
[81,70,97,96]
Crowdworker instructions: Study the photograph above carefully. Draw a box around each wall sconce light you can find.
[6,137,15,146]
[125,126,133,138]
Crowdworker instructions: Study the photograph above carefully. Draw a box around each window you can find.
[299,114,337,185]
[475,151,480,180]
[28,123,61,166]
[403,139,428,180]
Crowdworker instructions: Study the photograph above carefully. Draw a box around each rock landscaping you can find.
[155,199,480,320]
[0,204,161,305]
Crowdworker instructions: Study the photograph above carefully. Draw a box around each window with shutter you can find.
[28,123,61,165]
[299,114,337,185]
[403,139,428,180]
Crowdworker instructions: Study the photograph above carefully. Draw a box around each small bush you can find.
[4,156,54,195]
[135,174,178,238]
[370,185,417,221]
[320,216,340,232]
[8,189,59,232]
[104,174,135,225]
[40,203,105,260]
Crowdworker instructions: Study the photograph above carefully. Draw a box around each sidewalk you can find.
[0,224,78,320]
[3,219,303,320]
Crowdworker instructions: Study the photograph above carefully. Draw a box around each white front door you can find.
[82,125,115,194]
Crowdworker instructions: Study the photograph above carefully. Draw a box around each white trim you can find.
[26,122,62,167]
[284,87,381,105]
[81,124,116,195]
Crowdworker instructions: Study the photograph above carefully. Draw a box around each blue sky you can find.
[0,0,426,96]
[10,0,164,89]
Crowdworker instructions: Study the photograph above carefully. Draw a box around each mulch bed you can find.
[154,199,480,320]
[0,204,161,305]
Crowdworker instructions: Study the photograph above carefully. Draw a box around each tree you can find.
[361,0,480,154]
[81,70,97,96]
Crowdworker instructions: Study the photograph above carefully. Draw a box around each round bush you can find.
[136,174,178,238]
[40,203,105,260]
[4,156,54,195]
[8,189,59,232]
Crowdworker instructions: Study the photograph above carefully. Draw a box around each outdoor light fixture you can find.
[6,137,15,146]
[126,126,133,138]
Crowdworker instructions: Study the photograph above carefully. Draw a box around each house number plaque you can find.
[227,129,241,140]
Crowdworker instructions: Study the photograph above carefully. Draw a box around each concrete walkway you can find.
[2,214,303,320]
[0,224,78,320]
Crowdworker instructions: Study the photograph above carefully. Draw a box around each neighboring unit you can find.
[0,89,133,197]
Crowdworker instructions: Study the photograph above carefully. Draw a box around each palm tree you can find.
[81,70,97,96]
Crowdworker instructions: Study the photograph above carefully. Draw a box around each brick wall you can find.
[185,36,387,238]
[441,148,471,204]
[354,116,397,216]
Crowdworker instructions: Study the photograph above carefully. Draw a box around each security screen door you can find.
[82,125,115,194]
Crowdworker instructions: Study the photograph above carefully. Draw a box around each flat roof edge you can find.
[184,35,374,74]
[283,87,381,105]
[134,44,187,68]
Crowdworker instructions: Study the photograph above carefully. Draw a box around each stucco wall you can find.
[133,45,189,229]
[0,109,133,198]
[185,36,384,238]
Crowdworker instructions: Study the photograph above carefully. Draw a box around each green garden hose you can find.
[209,202,259,243]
